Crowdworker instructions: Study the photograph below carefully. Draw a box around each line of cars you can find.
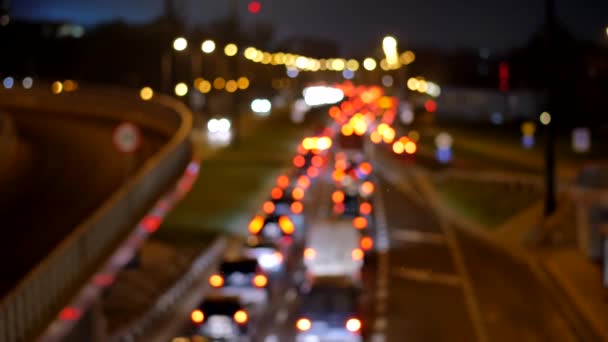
[185,83,398,342]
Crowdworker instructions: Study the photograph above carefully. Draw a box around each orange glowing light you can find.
[392,141,405,154]
[332,190,345,203]
[335,159,347,170]
[341,124,354,136]
[248,215,265,234]
[293,155,306,168]
[360,202,372,215]
[277,175,290,188]
[297,176,311,189]
[361,181,375,195]
[329,106,341,118]
[292,187,305,200]
[297,318,312,331]
[303,248,317,260]
[370,131,382,144]
[253,274,268,288]
[263,201,275,214]
[311,155,323,167]
[307,167,319,178]
[352,216,368,230]
[333,202,345,214]
[404,141,417,154]
[359,162,373,175]
[291,201,304,214]
[234,310,248,324]
[279,216,295,234]
[332,169,345,182]
[209,274,224,287]
[360,236,374,251]
[302,137,315,150]
[191,310,205,323]
[351,248,364,261]
[271,187,284,200]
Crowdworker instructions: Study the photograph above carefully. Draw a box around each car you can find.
[303,220,364,283]
[243,236,284,273]
[208,257,269,306]
[295,277,363,342]
[189,295,251,341]
[248,214,296,244]
[331,190,373,231]
[264,186,306,228]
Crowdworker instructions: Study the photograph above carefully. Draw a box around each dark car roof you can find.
[199,296,243,314]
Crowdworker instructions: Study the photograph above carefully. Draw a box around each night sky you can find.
[11,0,608,54]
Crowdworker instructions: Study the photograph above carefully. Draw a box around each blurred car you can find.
[189,295,251,341]
[243,236,284,273]
[208,257,269,306]
[207,117,232,134]
[303,220,364,283]
[248,214,296,244]
[295,277,363,342]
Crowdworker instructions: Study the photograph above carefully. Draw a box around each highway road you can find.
[0,106,167,298]
[141,139,593,342]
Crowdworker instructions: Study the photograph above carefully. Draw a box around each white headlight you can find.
[207,118,220,133]
[218,118,231,133]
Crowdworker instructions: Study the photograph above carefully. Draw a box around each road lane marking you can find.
[264,335,278,342]
[391,229,446,244]
[411,170,489,342]
[391,267,461,287]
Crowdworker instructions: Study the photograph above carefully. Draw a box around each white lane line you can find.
[391,267,461,287]
[412,170,489,342]
[264,334,279,342]
[275,308,288,324]
[391,229,446,244]
[285,288,297,302]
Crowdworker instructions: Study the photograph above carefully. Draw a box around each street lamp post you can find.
[543,0,557,216]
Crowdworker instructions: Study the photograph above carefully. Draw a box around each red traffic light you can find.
[248,1,261,13]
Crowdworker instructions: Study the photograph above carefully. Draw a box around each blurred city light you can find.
[207,118,231,133]
[251,98,272,115]
[201,40,216,53]
[382,75,394,87]
[197,80,211,93]
[382,36,399,66]
[521,135,535,149]
[572,127,591,153]
[22,77,33,89]
[225,80,237,93]
[224,43,238,57]
[173,37,188,51]
[174,82,188,96]
[63,80,78,92]
[407,78,419,91]
[237,77,250,90]
[286,67,299,78]
[363,58,377,71]
[424,99,437,112]
[213,77,226,90]
[490,112,503,125]
[400,51,416,64]
[248,1,261,13]
[139,86,153,101]
[436,147,453,163]
[51,81,63,94]
[435,132,453,149]
[3,76,14,89]
[399,103,414,124]
[342,70,355,80]
[303,86,344,106]
[539,111,551,125]
[346,59,360,71]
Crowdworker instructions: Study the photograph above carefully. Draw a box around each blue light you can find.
[286,68,299,78]
[3,77,14,89]
[521,135,534,149]
[342,70,354,80]
[436,147,452,164]
[490,112,503,125]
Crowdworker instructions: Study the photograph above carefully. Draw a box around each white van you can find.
[303,219,364,283]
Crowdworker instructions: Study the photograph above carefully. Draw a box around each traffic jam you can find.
[177,84,415,342]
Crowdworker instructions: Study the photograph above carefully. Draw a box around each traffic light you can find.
[248,1,261,13]
[499,61,509,92]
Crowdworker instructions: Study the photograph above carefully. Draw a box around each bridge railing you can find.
[0,85,193,342]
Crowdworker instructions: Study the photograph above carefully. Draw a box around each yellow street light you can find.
[174,82,188,96]
[224,43,238,57]
[173,37,188,51]
[363,58,376,71]
[346,59,360,71]
[201,40,216,53]
[407,78,419,91]
[140,86,153,100]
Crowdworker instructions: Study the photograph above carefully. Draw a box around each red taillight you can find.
[279,216,295,234]
[277,175,290,188]
[346,318,361,332]
[359,202,372,215]
[191,309,204,324]
[360,236,374,251]
[271,187,283,200]
[263,201,275,214]
[293,155,306,168]
[332,190,345,204]
[253,274,268,288]
[291,201,304,214]
[352,216,368,230]
[296,318,312,331]
[292,187,305,200]
[248,215,264,234]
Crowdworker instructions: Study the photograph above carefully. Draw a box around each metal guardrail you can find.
[0,86,194,342]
